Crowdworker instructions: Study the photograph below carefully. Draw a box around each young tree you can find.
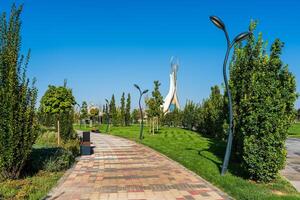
[80,101,88,126]
[182,101,198,130]
[110,94,118,126]
[0,4,38,179]
[40,85,76,144]
[132,109,140,124]
[146,81,164,134]
[125,93,131,126]
[198,85,225,139]
[89,107,99,124]
[230,22,297,182]
[120,92,126,126]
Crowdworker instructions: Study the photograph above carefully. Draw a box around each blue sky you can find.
[2,0,300,109]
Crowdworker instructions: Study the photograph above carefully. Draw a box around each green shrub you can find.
[230,22,297,182]
[25,147,75,174]
[62,139,80,157]
[44,149,74,172]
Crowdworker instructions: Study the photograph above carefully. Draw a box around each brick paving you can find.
[281,138,300,192]
[46,133,229,200]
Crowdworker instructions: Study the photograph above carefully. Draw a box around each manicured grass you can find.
[0,130,69,200]
[75,124,300,200]
[289,122,300,138]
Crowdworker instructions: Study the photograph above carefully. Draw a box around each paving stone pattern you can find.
[46,133,229,200]
[281,138,300,192]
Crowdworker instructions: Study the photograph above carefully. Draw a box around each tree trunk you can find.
[152,119,154,135]
[57,120,60,145]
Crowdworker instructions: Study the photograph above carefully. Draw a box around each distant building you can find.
[163,57,180,113]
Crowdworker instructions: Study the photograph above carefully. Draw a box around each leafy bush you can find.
[230,22,297,182]
[62,139,80,157]
[25,147,75,174]
[44,149,74,172]
[0,5,38,179]
[162,108,182,127]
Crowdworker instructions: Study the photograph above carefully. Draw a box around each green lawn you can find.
[0,130,70,200]
[74,124,300,200]
[289,122,300,138]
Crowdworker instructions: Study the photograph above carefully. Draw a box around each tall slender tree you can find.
[125,93,131,126]
[110,94,118,126]
[120,92,126,126]
[0,4,38,179]
[80,101,88,126]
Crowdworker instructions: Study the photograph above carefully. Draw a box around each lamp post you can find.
[105,98,110,133]
[210,16,251,175]
[134,84,149,140]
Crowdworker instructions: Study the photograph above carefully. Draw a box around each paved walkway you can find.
[281,138,300,192]
[46,133,229,200]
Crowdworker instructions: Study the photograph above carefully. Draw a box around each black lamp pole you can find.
[210,16,251,175]
[105,99,110,133]
[134,84,148,140]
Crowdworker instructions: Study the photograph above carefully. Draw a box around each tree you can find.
[0,4,38,179]
[230,22,297,182]
[162,108,182,127]
[80,101,88,126]
[120,92,126,126]
[89,107,99,124]
[182,101,198,130]
[132,109,140,124]
[40,85,76,144]
[197,85,225,139]
[146,81,164,134]
[125,93,131,126]
[110,94,118,126]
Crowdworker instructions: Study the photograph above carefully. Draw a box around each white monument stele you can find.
[163,57,180,113]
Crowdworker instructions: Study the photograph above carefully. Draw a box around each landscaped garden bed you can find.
[0,130,79,200]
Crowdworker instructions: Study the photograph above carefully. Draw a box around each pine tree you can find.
[0,4,38,179]
[125,93,131,126]
[120,92,126,126]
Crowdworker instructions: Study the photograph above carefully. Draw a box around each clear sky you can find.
[2,0,300,109]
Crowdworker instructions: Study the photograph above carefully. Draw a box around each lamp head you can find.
[105,99,109,104]
[209,16,225,31]
[233,32,252,44]
[134,84,141,91]
[142,89,149,94]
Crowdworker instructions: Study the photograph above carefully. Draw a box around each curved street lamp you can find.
[105,98,110,133]
[210,16,251,175]
[134,84,149,140]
